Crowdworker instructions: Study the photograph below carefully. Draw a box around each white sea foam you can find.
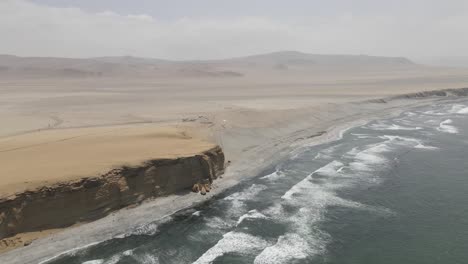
[448,104,468,114]
[313,153,325,159]
[351,133,373,139]
[205,216,233,230]
[379,135,438,150]
[260,170,284,181]
[422,109,446,116]
[355,144,389,162]
[280,175,386,217]
[201,109,445,263]
[207,135,403,263]
[314,160,344,177]
[237,210,268,226]
[283,145,388,201]
[424,119,440,125]
[356,135,372,139]
[259,204,326,262]
[82,251,127,264]
[345,147,361,157]
[281,162,366,207]
[258,160,371,261]
[254,233,310,264]
[135,254,159,264]
[437,119,458,134]
[224,184,267,202]
[313,145,340,159]
[192,211,201,216]
[337,166,346,173]
[457,107,468,114]
[205,185,268,231]
[82,260,104,264]
[399,119,418,126]
[348,134,439,173]
[223,184,268,216]
[422,104,468,116]
[367,121,421,131]
[193,232,269,264]
[103,254,124,264]
[414,143,438,150]
[348,143,389,172]
[281,174,323,201]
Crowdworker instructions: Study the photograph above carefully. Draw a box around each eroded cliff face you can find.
[0,146,224,242]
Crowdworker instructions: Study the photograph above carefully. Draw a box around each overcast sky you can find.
[1,0,468,59]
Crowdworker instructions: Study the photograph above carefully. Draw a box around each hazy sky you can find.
[2,0,468,59]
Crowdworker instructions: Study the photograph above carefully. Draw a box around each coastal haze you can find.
[1,0,468,263]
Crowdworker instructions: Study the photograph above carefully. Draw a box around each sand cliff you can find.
[0,145,223,236]
[0,126,225,251]
[0,146,224,250]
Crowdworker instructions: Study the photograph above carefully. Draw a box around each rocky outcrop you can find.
[0,146,224,240]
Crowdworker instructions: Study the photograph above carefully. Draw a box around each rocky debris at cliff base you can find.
[192,180,212,195]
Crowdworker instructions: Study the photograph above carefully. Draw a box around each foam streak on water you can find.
[437,119,459,134]
[193,232,269,264]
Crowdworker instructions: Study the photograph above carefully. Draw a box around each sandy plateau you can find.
[0,125,215,196]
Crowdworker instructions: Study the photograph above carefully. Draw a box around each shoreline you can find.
[1,89,467,263]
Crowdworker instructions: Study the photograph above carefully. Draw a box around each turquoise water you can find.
[47,100,468,264]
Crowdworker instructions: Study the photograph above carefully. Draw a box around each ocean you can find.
[46,100,468,264]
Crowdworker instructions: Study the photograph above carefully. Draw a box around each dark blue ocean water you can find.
[47,100,468,264]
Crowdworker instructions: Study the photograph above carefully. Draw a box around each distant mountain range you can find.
[0,51,417,78]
